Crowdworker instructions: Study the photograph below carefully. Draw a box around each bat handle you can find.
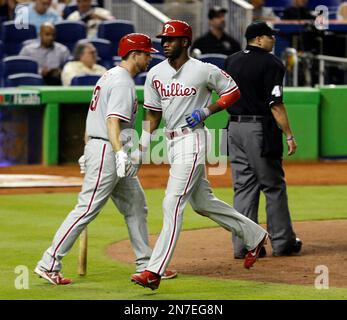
[78,227,88,276]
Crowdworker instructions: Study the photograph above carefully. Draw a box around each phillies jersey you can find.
[144,57,238,130]
[86,66,138,140]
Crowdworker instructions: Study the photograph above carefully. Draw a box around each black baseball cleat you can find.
[273,238,303,256]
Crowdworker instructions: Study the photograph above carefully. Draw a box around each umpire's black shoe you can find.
[291,238,303,253]
[273,238,303,256]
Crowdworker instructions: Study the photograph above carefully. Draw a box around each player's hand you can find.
[78,155,86,175]
[185,109,210,128]
[286,136,297,156]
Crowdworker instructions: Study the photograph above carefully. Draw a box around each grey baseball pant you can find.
[37,139,152,273]
[146,127,267,276]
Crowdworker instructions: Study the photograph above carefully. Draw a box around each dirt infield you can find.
[107,220,347,288]
[1,161,347,287]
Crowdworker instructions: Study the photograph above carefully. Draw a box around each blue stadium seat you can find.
[0,40,3,61]
[62,4,78,19]
[134,72,147,85]
[148,54,165,70]
[198,53,227,70]
[152,38,164,55]
[2,55,39,79]
[113,56,122,66]
[55,21,87,52]
[79,38,113,69]
[308,0,340,10]
[62,4,98,19]
[71,75,101,86]
[1,21,37,56]
[21,39,39,48]
[97,20,135,54]
[5,73,43,87]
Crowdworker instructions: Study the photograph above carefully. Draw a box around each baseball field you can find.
[0,162,346,300]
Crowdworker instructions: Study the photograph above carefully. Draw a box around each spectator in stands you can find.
[51,0,70,17]
[61,41,106,85]
[0,0,16,21]
[337,1,347,21]
[249,0,280,22]
[282,0,315,20]
[20,22,70,85]
[66,0,114,39]
[15,0,61,33]
[191,6,241,57]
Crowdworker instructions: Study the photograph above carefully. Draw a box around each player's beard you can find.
[165,46,183,61]
[135,60,148,73]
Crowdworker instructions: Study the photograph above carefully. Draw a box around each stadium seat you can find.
[1,21,37,56]
[148,54,165,70]
[152,38,164,55]
[308,0,340,10]
[62,4,78,19]
[198,53,227,70]
[21,39,39,48]
[113,56,122,66]
[5,73,43,87]
[62,4,98,19]
[2,56,39,79]
[97,20,135,54]
[55,21,87,52]
[134,72,147,85]
[71,75,101,86]
[79,38,113,69]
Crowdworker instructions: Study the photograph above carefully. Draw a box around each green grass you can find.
[0,186,347,300]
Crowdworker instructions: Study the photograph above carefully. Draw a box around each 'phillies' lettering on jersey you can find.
[144,58,238,130]
[153,79,197,97]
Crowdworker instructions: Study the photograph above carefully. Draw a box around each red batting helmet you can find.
[118,33,159,57]
[156,20,192,42]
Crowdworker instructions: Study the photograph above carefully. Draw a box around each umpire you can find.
[224,21,302,258]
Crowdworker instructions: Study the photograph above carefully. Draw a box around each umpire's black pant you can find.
[227,120,297,256]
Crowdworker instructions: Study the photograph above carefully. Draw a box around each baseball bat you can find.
[78,227,88,276]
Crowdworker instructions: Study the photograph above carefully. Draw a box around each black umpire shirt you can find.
[224,45,285,116]
[191,31,241,56]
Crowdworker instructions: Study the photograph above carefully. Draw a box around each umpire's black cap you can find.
[245,21,279,40]
[208,6,227,19]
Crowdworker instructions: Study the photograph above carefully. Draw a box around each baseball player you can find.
[131,20,269,290]
[34,33,177,285]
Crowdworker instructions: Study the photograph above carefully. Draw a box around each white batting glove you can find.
[78,155,86,175]
[115,149,138,178]
[115,149,128,178]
